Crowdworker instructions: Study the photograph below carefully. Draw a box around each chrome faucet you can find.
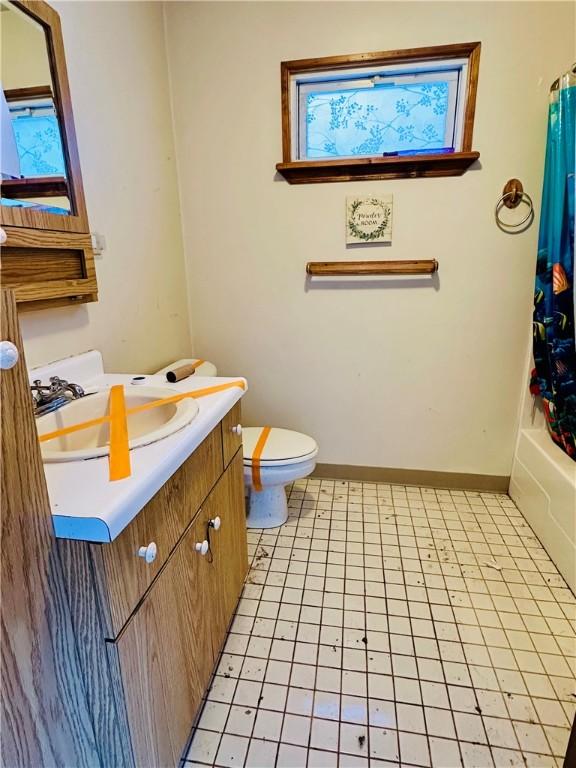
[31,376,85,417]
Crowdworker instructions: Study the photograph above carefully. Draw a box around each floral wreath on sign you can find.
[348,198,391,241]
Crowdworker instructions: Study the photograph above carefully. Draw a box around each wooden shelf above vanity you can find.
[0,226,98,310]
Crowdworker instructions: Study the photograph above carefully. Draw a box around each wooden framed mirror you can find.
[0,0,97,309]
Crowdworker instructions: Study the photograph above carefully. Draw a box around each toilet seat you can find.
[243,427,318,467]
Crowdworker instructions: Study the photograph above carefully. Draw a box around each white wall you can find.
[165,0,575,476]
[1,4,52,90]
[18,1,192,374]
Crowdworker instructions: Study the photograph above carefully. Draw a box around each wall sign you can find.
[346,195,393,244]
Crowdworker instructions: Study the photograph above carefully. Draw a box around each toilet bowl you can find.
[155,359,319,529]
[243,427,318,528]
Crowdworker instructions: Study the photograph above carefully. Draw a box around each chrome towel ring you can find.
[495,178,534,231]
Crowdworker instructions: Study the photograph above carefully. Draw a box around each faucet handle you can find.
[49,376,68,394]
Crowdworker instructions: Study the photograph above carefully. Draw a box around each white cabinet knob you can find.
[137,542,157,564]
[0,341,19,370]
[209,516,221,531]
[231,424,242,435]
[195,540,209,556]
[0,228,6,245]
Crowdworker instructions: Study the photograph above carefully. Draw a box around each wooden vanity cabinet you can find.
[113,503,215,768]
[59,410,248,768]
[221,401,243,466]
[210,452,249,637]
[97,427,223,637]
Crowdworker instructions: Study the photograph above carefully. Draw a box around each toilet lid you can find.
[243,427,318,467]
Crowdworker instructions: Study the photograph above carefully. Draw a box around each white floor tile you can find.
[340,695,368,725]
[429,736,461,768]
[513,720,552,754]
[281,713,311,747]
[310,717,339,751]
[184,479,576,767]
[285,686,314,716]
[198,702,230,733]
[338,722,368,757]
[399,731,430,766]
[307,748,338,767]
[252,708,283,741]
[368,726,399,762]
[245,738,278,768]
[483,715,519,750]
[276,743,308,768]
[425,706,456,738]
[224,705,256,737]
[186,729,221,764]
[259,682,287,712]
[214,733,249,768]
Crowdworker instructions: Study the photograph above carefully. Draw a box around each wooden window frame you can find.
[276,42,481,184]
[3,85,68,200]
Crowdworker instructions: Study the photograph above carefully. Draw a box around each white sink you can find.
[37,386,199,462]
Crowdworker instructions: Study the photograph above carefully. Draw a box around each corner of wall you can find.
[161,1,195,355]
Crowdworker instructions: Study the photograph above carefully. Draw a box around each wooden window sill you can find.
[1,176,69,199]
[275,151,480,184]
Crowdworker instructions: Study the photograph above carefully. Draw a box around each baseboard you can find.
[312,463,510,492]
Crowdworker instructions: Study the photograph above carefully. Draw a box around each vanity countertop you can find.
[30,351,247,543]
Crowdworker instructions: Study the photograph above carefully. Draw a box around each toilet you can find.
[242,427,318,528]
[155,359,318,529]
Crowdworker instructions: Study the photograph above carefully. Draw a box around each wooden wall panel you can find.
[0,226,98,308]
[0,289,100,768]
[58,540,135,768]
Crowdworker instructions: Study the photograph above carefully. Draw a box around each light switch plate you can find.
[91,232,106,256]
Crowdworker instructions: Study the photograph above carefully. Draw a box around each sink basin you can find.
[37,385,199,462]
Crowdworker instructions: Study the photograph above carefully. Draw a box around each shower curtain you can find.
[531,67,576,459]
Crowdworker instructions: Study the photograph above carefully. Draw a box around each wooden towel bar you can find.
[306,259,439,276]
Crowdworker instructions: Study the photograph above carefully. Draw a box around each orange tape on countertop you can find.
[38,379,246,481]
[251,426,272,492]
[108,384,131,481]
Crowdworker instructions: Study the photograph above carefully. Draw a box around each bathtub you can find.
[510,426,576,592]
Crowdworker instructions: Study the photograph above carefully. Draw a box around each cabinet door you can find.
[98,427,222,638]
[113,508,216,768]
[207,451,248,651]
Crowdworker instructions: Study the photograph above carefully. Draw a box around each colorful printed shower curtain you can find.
[531,68,576,459]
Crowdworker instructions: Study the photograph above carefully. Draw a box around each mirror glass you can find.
[1,0,71,215]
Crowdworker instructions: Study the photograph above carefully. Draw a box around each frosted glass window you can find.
[294,63,466,161]
[11,109,66,177]
[305,80,453,159]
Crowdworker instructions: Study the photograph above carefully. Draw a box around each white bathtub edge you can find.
[510,429,576,593]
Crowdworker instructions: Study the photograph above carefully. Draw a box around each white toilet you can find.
[155,359,318,529]
[242,427,318,528]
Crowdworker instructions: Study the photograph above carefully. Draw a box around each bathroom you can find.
[0,0,575,767]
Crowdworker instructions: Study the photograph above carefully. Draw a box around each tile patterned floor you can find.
[185,479,576,768]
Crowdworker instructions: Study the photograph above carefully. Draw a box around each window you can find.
[9,97,66,177]
[277,42,481,184]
